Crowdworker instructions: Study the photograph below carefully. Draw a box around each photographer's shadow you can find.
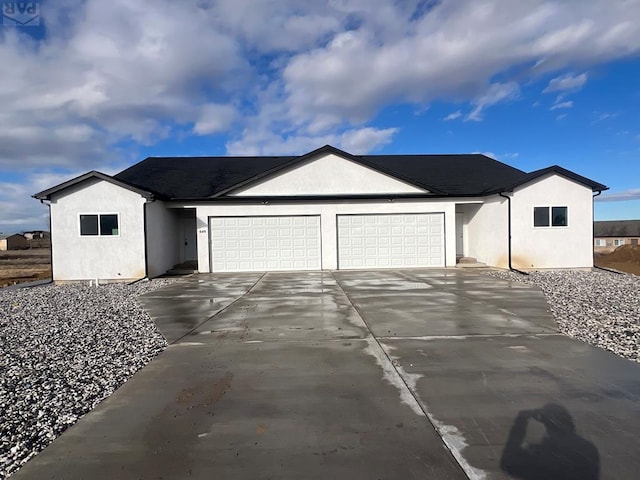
[500,403,599,480]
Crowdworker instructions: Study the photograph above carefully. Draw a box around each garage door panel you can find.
[210,216,321,272]
[337,213,445,269]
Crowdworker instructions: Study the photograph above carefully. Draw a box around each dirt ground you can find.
[0,249,52,287]
[594,245,640,276]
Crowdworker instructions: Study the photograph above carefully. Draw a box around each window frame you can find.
[533,206,569,228]
[78,212,120,237]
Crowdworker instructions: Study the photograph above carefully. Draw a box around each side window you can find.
[551,207,568,227]
[534,206,568,228]
[80,215,99,236]
[80,214,119,236]
[100,214,119,236]
[533,207,550,227]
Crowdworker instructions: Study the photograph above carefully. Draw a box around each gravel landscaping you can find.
[485,269,640,363]
[0,280,173,479]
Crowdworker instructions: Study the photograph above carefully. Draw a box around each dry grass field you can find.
[0,249,52,287]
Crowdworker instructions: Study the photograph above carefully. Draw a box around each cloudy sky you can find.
[1,0,639,232]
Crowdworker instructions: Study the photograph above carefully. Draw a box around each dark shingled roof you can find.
[357,154,527,196]
[114,156,296,199]
[37,145,608,201]
[594,220,640,237]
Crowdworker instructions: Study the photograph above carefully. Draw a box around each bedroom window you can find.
[80,214,119,236]
[533,206,568,227]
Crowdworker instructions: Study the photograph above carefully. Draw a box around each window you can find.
[594,239,606,247]
[533,206,568,227]
[551,207,568,227]
[80,214,119,236]
[614,239,625,246]
[632,239,639,246]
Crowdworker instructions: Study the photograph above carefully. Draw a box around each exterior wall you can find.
[145,200,180,278]
[465,196,509,268]
[49,179,147,281]
[511,174,594,269]
[193,200,457,271]
[232,153,426,196]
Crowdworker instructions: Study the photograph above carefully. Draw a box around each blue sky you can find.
[1,0,639,232]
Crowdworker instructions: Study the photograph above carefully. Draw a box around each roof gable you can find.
[502,166,608,193]
[229,151,428,197]
[33,171,154,201]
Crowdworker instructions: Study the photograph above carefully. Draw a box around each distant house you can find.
[594,220,640,253]
[0,233,28,251]
[23,230,51,249]
[23,230,50,240]
[34,145,608,283]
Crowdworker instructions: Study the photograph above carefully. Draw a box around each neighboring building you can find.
[594,220,640,253]
[23,231,51,249]
[33,145,607,283]
[23,230,50,240]
[0,233,28,251]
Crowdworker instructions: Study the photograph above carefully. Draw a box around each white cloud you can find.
[543,72,588,93]
[550,101,574,110]
[556,113,568,120]
[596,189,640,202]
[282,1,639,127]
[466,82,520,121]
[226,126,397,156]
[193,104,239,135]
[0,0,246,169]
[443,110,463,121]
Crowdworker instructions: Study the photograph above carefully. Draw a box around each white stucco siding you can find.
[194,200,457,271]
[232,153,427,196]
[511,174,594,269]
[465,196,509,268]
[50,179,147,281]
[145,200,180,278]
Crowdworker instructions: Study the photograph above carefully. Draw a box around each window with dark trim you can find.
[533,206,568,227]
[80,214,119,236]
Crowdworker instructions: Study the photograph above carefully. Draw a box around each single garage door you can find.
[337,213,444,269]
[209,216,321,272]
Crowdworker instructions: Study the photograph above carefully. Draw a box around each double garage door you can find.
[209,213,444,272]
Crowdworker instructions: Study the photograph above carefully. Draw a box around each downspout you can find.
[40,199,54,283]
[591,190,623,275]
[142,200,152,280]
[498,192,529,276]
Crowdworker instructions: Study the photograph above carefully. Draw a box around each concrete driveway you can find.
[13,270,640,479]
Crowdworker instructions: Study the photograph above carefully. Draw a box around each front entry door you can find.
[182,217,197,261]
[456,212,464,257]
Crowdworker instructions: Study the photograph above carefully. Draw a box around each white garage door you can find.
[337,213,444,269]
[209,216,321,272]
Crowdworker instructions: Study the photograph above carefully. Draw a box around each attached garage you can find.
[209,216,321,272]
[337,213,445,269]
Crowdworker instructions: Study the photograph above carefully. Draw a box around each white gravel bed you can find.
[485,269,640,363]
[0,280,173,479]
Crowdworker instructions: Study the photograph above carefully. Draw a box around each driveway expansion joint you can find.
[330,271,474,480]
[169,272,266,345]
